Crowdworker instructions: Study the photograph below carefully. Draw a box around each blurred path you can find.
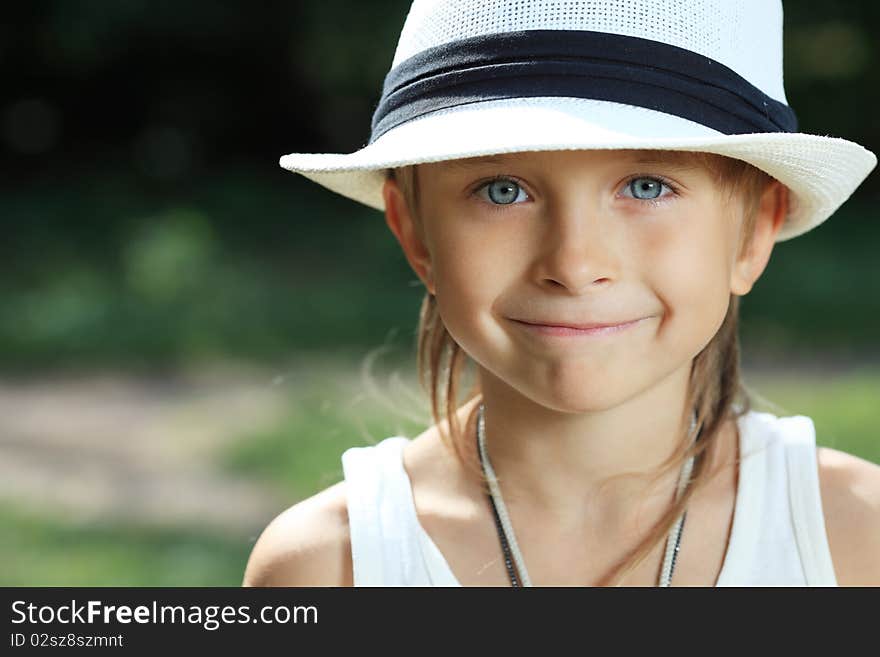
[0,364,297,537]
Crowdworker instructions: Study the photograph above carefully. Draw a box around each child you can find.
[243,0,879,586]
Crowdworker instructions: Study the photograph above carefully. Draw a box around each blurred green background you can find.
[1,0,878,585]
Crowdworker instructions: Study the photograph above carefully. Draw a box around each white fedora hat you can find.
[279,0,876,242]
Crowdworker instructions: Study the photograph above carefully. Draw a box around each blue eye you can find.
[478,178,529,206]
[625,176,674,201]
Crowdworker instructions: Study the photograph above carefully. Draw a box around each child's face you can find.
[383,149,786,411]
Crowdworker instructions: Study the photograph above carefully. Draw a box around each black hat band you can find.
[369,29,798,144]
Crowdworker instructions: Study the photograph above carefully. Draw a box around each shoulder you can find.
[242,480,353,587]
[815,446,880,586]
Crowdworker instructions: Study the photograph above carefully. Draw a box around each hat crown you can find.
[391,0,788,103]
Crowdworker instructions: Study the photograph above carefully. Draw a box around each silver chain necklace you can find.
[475,402,699,587]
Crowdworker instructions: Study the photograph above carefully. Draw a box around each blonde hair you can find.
[385,151,776,586]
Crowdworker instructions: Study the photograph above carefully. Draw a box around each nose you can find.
[533,206,619,294]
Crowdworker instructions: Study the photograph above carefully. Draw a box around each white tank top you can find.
[341,409,838,586]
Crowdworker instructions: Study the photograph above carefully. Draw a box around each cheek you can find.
[643,215,732,347]
[431,227,510,337]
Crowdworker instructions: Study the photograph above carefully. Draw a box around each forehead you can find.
[436,149,709,172]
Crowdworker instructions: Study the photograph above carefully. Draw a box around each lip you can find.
[511,317,647,337]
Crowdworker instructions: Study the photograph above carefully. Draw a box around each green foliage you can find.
[123,209,216,305]
[219,364,429,499]
[0,502,250,586]
[0,171,422,371]
[747,369,880,465]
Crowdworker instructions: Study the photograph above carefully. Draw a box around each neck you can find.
[470,361,701,535]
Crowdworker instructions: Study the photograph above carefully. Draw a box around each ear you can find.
[730,180,788,296]
[382,175,435,295]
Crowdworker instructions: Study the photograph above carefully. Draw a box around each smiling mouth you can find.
[514,318,644,330]
[511,317,648,337]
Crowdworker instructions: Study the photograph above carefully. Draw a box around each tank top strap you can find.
[716,409,837,586]
[777,415,838,586]
[341,436,426,586]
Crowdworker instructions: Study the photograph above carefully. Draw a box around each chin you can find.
[523,381,640,415]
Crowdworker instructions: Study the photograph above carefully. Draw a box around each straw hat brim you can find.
[279,97,877,242]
